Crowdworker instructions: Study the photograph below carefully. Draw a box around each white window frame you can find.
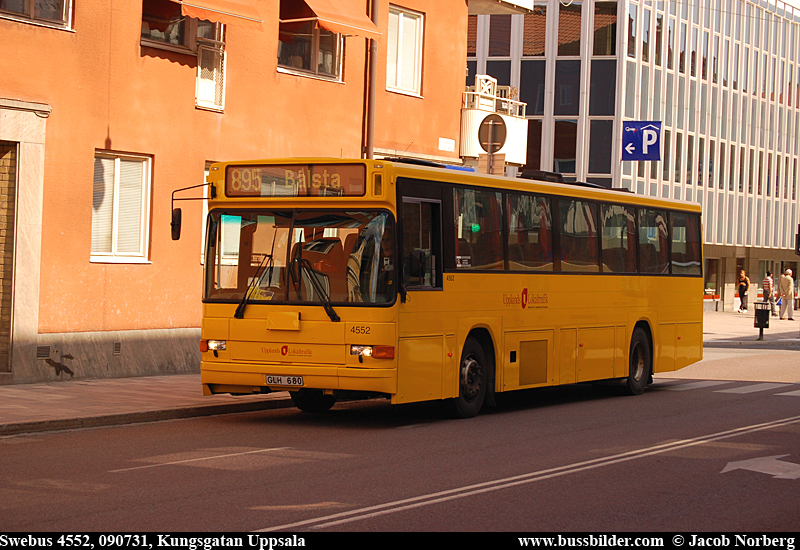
[386,5,424,96]
[91,152,152,264]
[0,0,72,29]
[196,38,227,111]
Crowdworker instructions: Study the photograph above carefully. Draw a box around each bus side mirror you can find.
[171,208,182,240]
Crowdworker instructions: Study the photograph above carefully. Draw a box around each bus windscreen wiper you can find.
[234,226,278,319]
[234,252,273,319]
[291,257,341,322]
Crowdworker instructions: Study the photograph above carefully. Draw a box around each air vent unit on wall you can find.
[36,345,51,359]
[113,342,122,356]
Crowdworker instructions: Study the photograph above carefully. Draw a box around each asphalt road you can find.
[1,348,799,532]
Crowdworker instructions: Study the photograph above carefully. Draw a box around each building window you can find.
[558,0,582,56]
[0,0,71,27]
[523,4,547,57]
[196,34,226,110]
[278,6,342,80]
[627,3,637,59]
[91,153,152,263]
[553,120,578,174]
[141,0,222,55]
[592,2,616,56]
[387,6,423,95]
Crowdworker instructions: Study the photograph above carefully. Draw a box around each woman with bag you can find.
[737,269,750,313]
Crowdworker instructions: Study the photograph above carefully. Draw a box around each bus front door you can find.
[395,196,450,404]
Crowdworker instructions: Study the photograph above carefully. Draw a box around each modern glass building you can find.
[467,0,800,308]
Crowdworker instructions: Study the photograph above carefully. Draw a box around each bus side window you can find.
[402,199,442,289]
[453,188,504,270]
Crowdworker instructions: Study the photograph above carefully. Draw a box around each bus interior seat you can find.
[344,233,359,257]
[302,238,345,300]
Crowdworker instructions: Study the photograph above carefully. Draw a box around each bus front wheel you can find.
[450,338,488,418]
[626,328,652,396]
[290,389,336,412]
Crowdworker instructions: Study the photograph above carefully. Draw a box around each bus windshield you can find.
[205,210,395,305]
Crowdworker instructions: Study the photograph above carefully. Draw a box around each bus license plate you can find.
[265,375,304,387]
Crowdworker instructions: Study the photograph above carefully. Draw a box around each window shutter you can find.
[92,157,115,254]
[197,44,226,109]
[116,158,144,255]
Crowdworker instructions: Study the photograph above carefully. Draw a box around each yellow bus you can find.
[179,158,703,418]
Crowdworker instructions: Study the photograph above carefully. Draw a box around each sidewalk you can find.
[1,310,798,437]
[702,308,800,348]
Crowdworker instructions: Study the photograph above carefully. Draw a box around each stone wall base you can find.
[4,328,201,384]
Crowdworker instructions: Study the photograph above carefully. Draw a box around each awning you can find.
[171,0,264,29]
[280,0,381,41]
[468,0,534,15]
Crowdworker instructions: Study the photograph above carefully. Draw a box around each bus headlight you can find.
[350,345,394,359]
[201,339,227,352]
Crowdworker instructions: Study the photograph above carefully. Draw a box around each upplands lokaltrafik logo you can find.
[502,288,548,309]
[262,345,313,358]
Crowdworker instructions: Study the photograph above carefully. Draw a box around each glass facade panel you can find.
[523,5,547,56]
[589,60,616,116]
[554,60,581,116]
[488,14,512,56]
[589,120,613,174]
[553,120,578,174]
[593,2,617,56]
[558,1,582,56]
[520,60,546,115]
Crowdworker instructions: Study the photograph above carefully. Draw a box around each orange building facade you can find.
[0,0,471,383]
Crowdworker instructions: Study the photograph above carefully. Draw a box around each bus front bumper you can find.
[201,361,396,396]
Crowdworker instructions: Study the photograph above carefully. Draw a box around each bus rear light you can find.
[350,345,394,359]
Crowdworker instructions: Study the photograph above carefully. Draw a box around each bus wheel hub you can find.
[461,357,482,398]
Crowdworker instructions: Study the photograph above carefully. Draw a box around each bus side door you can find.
[395,187,448,404]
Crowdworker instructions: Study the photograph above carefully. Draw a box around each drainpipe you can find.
[365,0,378,159]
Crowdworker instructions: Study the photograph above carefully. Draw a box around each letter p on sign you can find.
[622,121,662,161]
[643,129,658,154]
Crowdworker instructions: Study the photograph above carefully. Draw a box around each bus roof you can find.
[208,157,702,213]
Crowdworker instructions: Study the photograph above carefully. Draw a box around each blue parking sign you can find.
[622,121,662,161]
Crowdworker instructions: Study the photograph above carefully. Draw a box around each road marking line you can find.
[715,383,792,394]
[663,380,732,391]
[109,447,290,473]
[256,414,800,532]
[777,389,800,397]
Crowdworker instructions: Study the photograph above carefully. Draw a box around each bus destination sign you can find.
[226,164,366,197]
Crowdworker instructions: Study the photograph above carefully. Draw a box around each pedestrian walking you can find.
[778,268,795,321]
[737,269,750,313]
[762,270,777,316]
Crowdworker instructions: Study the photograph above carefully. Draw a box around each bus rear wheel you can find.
[626,328,652,396]
[290,389,336,412]
[449,338,488,418]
